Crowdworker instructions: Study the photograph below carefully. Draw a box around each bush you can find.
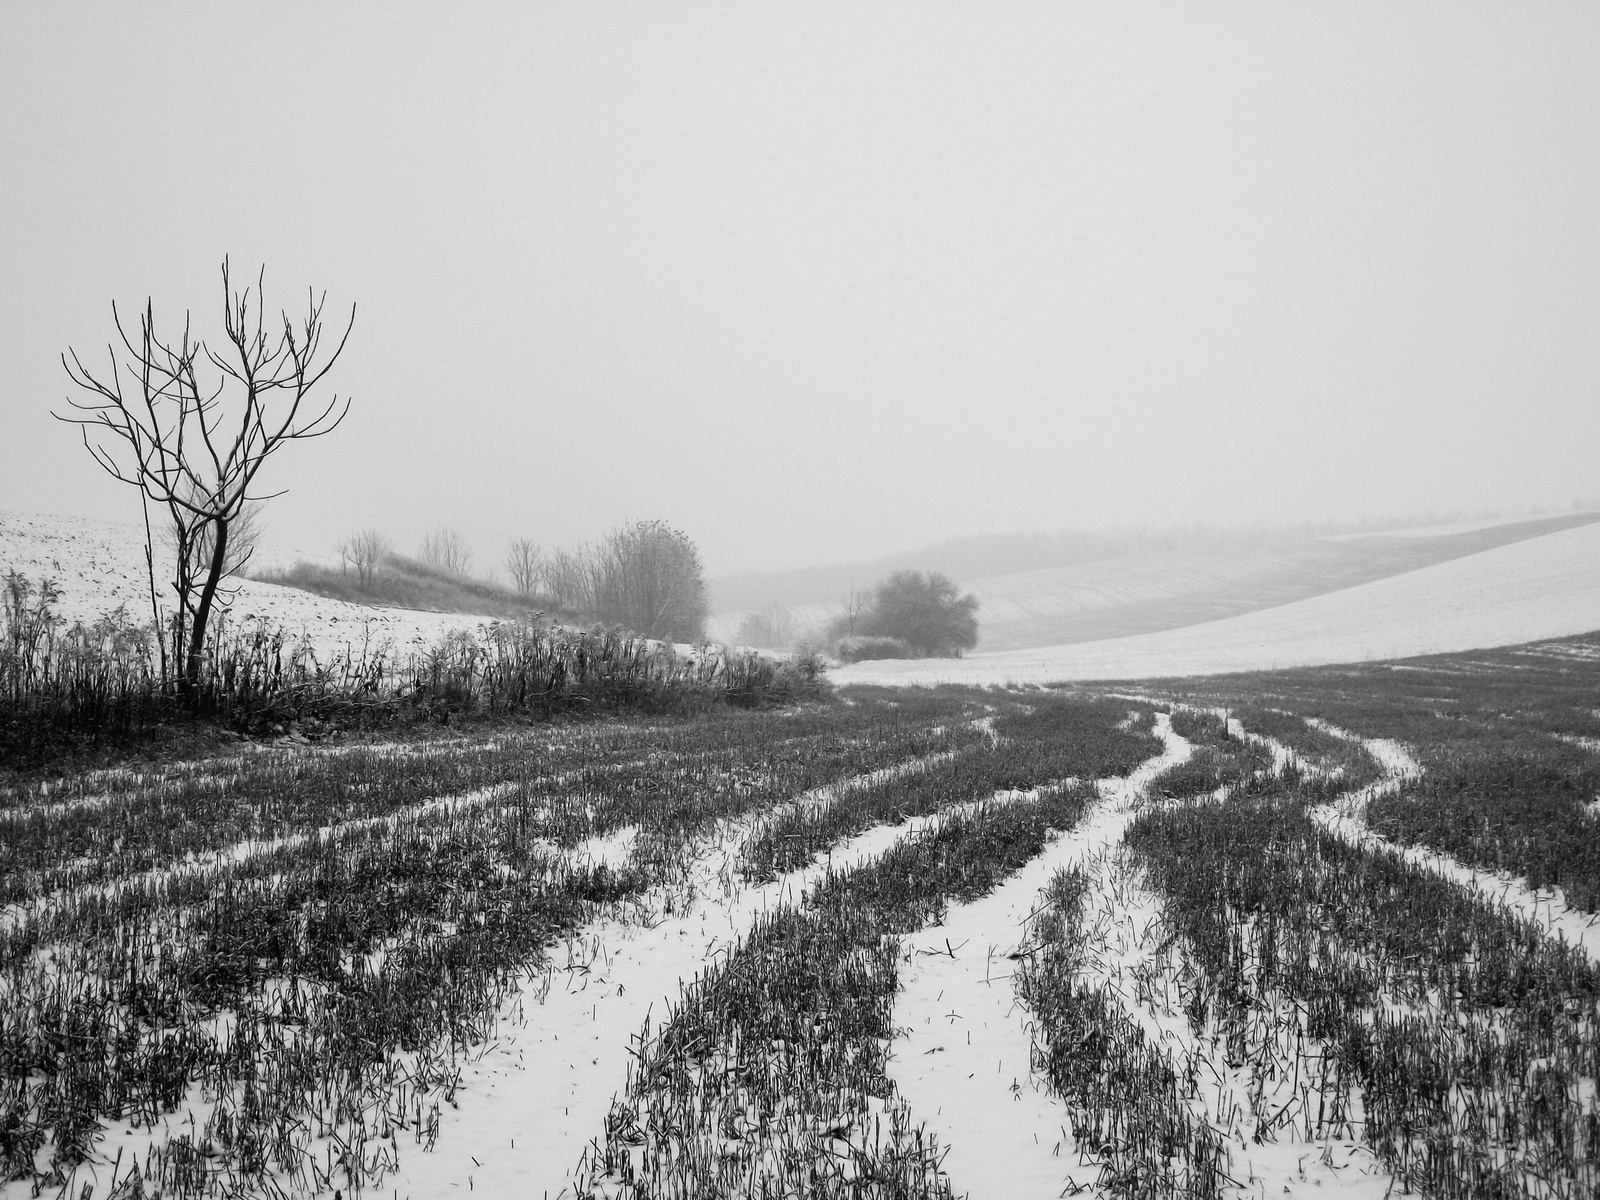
[833,635,912,663]
[857,570,979,658]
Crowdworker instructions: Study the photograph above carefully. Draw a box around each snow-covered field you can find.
[837,519,1600,685]
[7,510,1600,1199]
[0,509,481,658]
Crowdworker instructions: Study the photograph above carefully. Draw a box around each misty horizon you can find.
[4,5,1598,579]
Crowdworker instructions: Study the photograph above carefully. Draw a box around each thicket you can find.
[0,570,825,765]
[264,520,709,643]
[833,634,912,663]
[541,519,708,643]
[828,571,978,660]
[734,601,797,651]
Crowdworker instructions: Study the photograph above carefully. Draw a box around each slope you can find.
[833,519,1600,685]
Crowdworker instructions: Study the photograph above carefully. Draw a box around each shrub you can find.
[833,635,912,662]
[858,570,978,657]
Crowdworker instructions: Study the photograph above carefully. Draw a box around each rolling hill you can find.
[833,517,1600,685]
[712,512,1600,652]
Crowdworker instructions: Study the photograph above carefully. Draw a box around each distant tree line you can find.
[324,519,709,644]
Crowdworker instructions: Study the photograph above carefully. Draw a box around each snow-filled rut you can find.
[885,712,1191,1198]
[384,771,1009,1198]
[383,716,1154,1199]
[1298,719,1600,963]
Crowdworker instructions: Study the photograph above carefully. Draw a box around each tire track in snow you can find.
[1300,719,1600,962]
[884,713,1194,1199]
[377,736,1002,1200]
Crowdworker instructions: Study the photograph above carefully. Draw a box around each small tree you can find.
[590,520,707,643]
[337,529,391,586]
[827,582,868,641]
[58,259,354,694]
[420,527,473,576]
[506,537,543,597]
[859,570,978,657]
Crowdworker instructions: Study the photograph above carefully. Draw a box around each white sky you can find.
[2,3,1597,575]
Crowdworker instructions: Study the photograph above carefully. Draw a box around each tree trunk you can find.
[183,516,230,699]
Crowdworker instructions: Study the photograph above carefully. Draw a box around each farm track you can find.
[1,699,1015,1200]
[3,700,1126,1200]
[10,647,1600,1200]
[1123,706,1600,1199]
[1293,720,1600,961]
[887,714,1192,1199]
[391,712,1125,1199]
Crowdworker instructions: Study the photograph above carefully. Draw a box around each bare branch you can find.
[55,258,356,694]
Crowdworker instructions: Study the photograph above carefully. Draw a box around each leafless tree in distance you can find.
[542,545,593,612]
[736,602,796,650]
[57,259,354,694]
[420,527,474,576]
[835,583,868,638]
[338,529,391,586]
[506,537,543,597]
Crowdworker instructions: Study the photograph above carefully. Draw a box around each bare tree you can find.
[542,545,593,612]
[168,492,265,587]
[736,602,796,650]
[506,537,542,597]
[833,582,868,639]
[337,528,391,586]
[420,527,473,576]
[57,259,354,693]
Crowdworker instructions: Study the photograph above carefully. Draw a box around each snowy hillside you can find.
[0,510,482,658]
[711,512,1600,653]
[834,519,1600,685]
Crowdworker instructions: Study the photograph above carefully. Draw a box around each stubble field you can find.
[4,633,1600,1199]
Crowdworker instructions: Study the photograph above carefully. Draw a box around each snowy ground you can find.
[837,520,1600,685]
[1,509,483,659]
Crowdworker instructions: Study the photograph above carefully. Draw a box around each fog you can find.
[3,3,1597,578]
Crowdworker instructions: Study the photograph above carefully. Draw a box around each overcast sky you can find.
[3,3,1597,575]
